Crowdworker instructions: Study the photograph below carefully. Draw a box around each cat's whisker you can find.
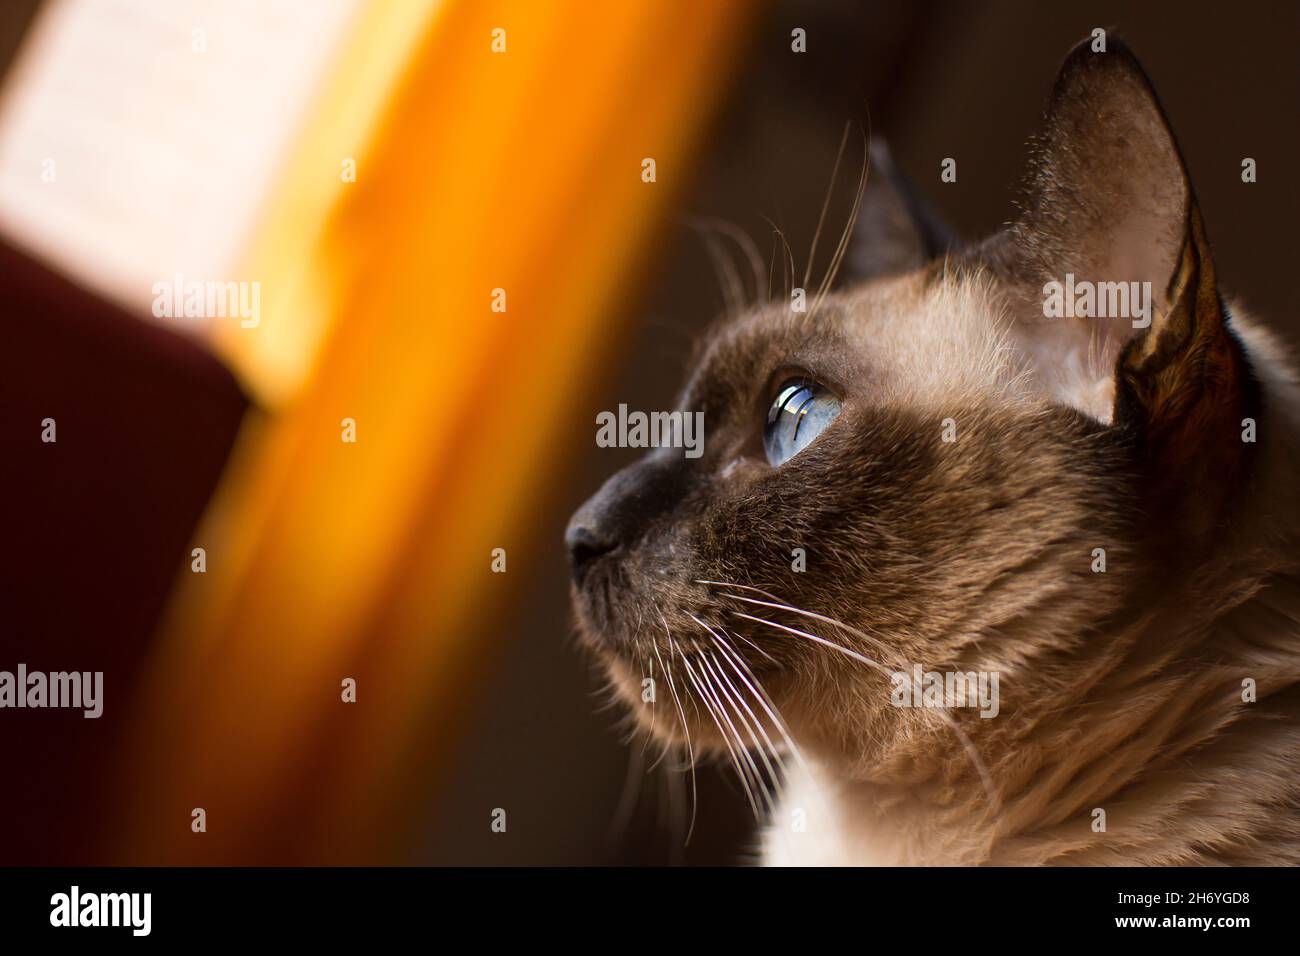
[633,634,653,755]
[694,577,794,604]
[696,577,902,662]
[687,613,790,790]
[663,751,685,864]
[644,739,669,773]
[687,218,747,315]
[696,579,886,771]
[642,656,679,777]
[643,650,676,774]
[712,628,807,777]
[692,630,781,802]
[702,648,786,808]
[725,626,781,666]
[711,590,896,661]
[679,652,763,819]
[729,609,1001,813]
[761,214,795,305]
[729,610,891,675]
[804,123,850,293]
[697,650,777,815]
[714,626,847,833]
[681,649,765,813]
[812,122,871,317]
[690,215,767,309]
[646,639,657,751]
[604,740,645,852]
[700,580,1002,814]
[654,613,699,845]
[766,235,777,304]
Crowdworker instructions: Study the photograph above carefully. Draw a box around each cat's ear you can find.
[843,140,958,282]
[1011,39,1192,301]
[1013,38,1256,536]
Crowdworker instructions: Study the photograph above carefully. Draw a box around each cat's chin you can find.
[599,653,678,739]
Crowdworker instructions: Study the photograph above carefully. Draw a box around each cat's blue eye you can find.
[763,380,842,467]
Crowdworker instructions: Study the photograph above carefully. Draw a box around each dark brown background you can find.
[1,0,1296,864]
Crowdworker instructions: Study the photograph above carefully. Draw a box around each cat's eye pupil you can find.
[763,379,841,467]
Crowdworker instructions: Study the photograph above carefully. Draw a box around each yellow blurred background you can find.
[113,0,752,863]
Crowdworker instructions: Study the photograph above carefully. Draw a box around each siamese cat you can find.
[567,38,1300,865]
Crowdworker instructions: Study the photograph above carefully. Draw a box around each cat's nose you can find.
[565,519,619,580]
[566,453,686,585]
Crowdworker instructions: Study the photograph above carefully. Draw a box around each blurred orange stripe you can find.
[112,0,753,862]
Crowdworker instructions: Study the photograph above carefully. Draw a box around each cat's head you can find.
[567,39,1258,776]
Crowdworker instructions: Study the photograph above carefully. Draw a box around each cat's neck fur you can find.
[764,312,1300,866]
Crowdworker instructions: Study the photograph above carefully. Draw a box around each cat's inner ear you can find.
[843,140,957,282]
[1010,39,1257,543]
[1011,40,1189,303]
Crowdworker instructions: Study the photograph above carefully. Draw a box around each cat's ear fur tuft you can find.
[844,140,958,282]
[1013,37,1257,540]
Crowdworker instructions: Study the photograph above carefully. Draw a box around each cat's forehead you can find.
[688,269,1025,410]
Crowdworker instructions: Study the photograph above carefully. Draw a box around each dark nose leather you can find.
[564,521,619,577]
[565,453,686,584]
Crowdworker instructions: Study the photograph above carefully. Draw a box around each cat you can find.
[566,38,1300,866]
